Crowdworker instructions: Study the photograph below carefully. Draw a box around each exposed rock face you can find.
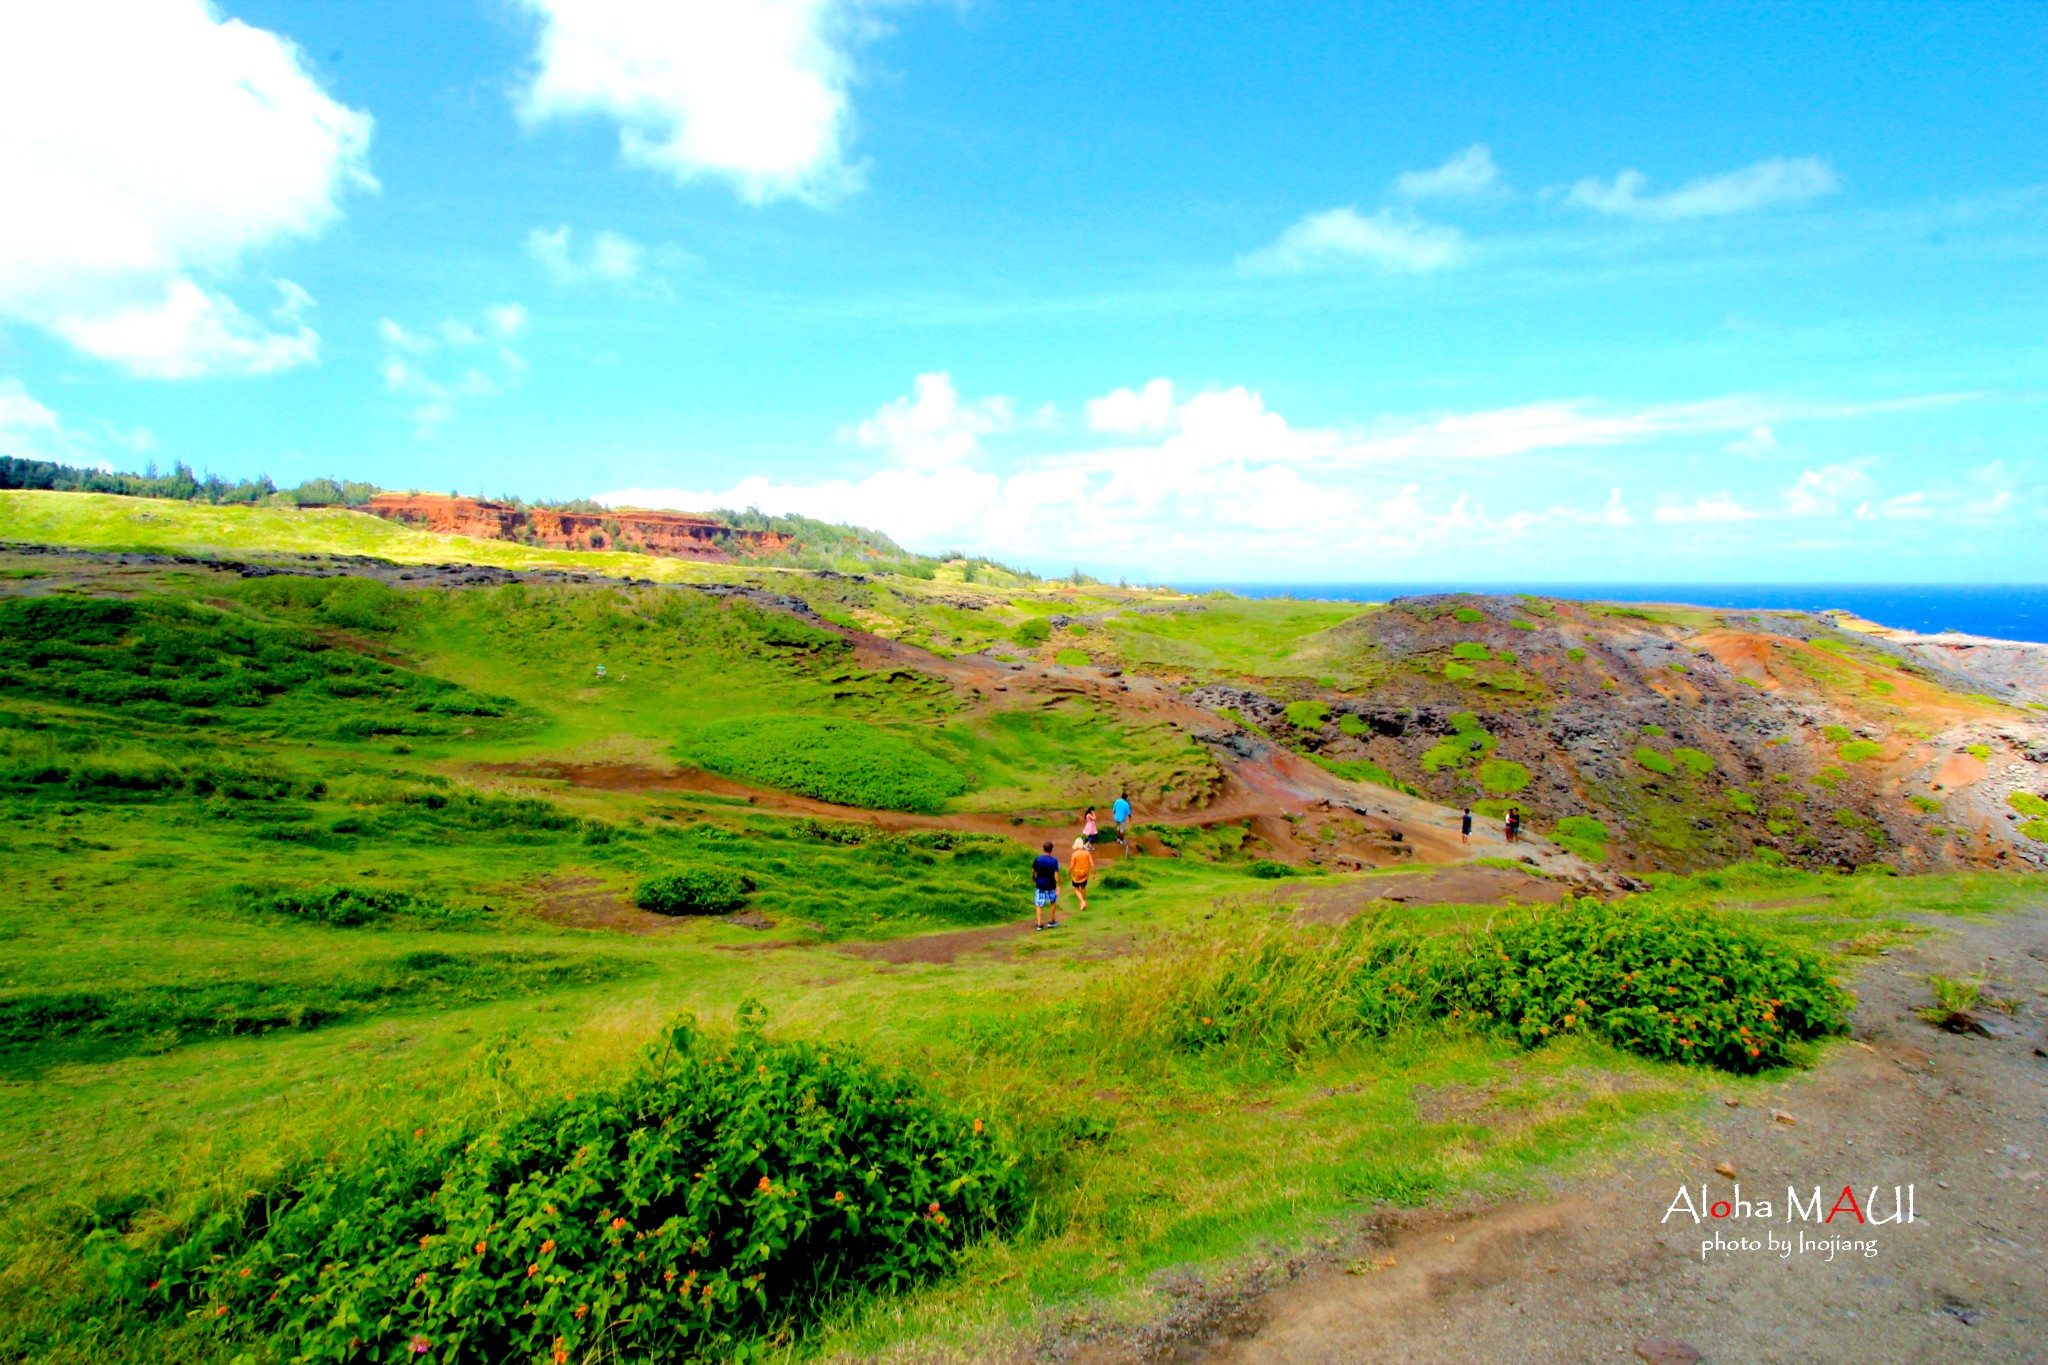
[358,494,792,561]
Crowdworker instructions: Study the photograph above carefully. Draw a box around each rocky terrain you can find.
[1169,594,2048,875]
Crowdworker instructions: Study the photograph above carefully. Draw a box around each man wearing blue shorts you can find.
[1113,791,1133,853]
[1032,840,1061,929]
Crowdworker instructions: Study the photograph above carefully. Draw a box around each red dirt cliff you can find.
[358,494,792,561]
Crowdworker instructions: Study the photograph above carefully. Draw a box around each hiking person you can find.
[1032,840,1061,929]
[1503,809,1515,843]
[1082,806,1099,848]
[1507,808,1522,844]
[1113,790,1133,852]
[1461,807,1473,845]
[1069,836,1094,911]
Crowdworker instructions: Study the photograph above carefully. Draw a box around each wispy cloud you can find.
[1567,156,1841,220]
[1395,144,1500,200]
[377,303,527,435]
[1240,207,1461,275]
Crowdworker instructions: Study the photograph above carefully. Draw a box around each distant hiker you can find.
[1461,807,1473,845]
[1502,810,1514,843]
[1033,841,1061,929]
[1070,837,1095,911]
[1506,808,1522,844]
[1082,807,1099,847]
[595,664,606,679]
[1113,791,1133,852]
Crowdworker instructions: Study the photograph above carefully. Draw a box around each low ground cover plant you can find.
[255,883,476,928]
[682,716,968,812]
[97,1009,1025,1363]
[636,867,755,915]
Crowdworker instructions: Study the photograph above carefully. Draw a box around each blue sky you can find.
[1,0,2044,581]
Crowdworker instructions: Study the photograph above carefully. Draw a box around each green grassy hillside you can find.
[2,507,2043,1364]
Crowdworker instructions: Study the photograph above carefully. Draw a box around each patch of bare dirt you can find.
[838,920,1042,965]
[527,875,684,935]
[1285,865,1573,924]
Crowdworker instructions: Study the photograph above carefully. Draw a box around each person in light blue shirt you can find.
[1112,791,1132,852]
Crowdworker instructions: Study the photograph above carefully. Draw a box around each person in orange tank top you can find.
[1068,836,1094,911]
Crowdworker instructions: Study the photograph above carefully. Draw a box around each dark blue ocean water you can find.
[1176,583,2048,645]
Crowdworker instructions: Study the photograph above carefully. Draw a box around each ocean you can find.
[1173,583,2048,646]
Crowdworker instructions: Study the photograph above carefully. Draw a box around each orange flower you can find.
[238,1268,250,1278]
[972,1119,983,1134]
[832,1191,844,1203]
[574,1304,588,1320]
[553,1354,567,1365]
[664,1270,676,1284]
[541,1239,556,1254]
[527,1264,540,1277]
[543,1204,556,1215]
[1201,1017,1212,1025]
[756,1176,772,1193]
[928,1202,940,1215]
[414,1128,425,1139]
[610,1217,627,1231]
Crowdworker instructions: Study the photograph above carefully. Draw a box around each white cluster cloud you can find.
[514,0,861,204]
[1567,156,1840,221]
[602,374,2001,573]
[1241,207,1461,275]
[1394,144,1500,199]
[378,305,527,434]
[0,0,372,377]
[527,225,646,284]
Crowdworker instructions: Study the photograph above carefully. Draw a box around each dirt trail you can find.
[1070,904,2048,1365]
[480,646,1597,882]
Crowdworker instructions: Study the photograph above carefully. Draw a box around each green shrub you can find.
[1097,870,1142,891]
[1283,700,1331,729]
[1245,859,1298,879]
[1837,741,1884,762]
[1965,743,1992,761]
[1011,618,1051,646]
[683,716,968,813]
[1633,747,1676,776]
[1728,790,1757,814]
[1552,815,1608,861]
[636,867,755,915]
[1421,713,1494,772]
[1452,607,1485,623]
[1510,620,1537,631]
[1908,794,1942,814]
[1672,747,1714,775]
[1477,758,1530,794]
[1811,766,1845,790]
[1132,900,1845,1075]
[1450,642,1490,661]
[2007,792,2048,817]
[2019,818,2048,842]
[1821,724,1853,744]
[257,884,457,928]
[1336,714,1370,737]
[1642,724,1665,737]
[1447,901,1849,1071]
[1054,649,1091,667]
[1566,648,1587,662]
[1442,662,1475,682]
[99,1009,1025,1363]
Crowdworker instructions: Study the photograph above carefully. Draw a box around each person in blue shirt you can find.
[1032,840,1061,930]
[1112,791,1133,852]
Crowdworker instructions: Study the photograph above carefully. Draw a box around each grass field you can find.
[2,510,2042,1363]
